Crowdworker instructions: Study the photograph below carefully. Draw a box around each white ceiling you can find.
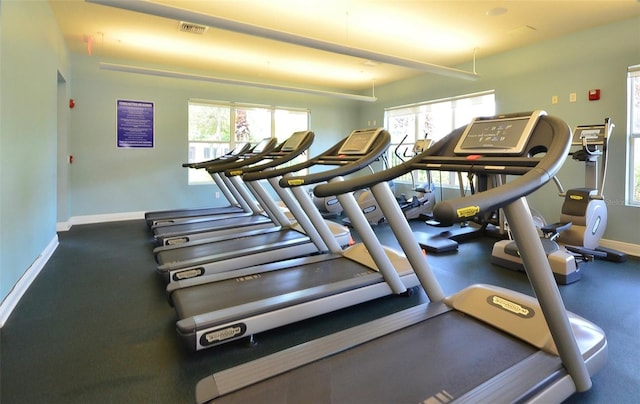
[50,0,640,92]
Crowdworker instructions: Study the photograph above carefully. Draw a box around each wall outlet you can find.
[569,92,577,103]
[552,95,559,104]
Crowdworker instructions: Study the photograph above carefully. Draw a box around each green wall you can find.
[359,16,640,247]
[0,1,69,301]
[67,55,360,217]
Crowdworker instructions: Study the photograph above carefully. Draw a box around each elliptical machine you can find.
[553,118,626,262]
[311,185,343,218]
[393,135,436,220]
[492,118,626,285]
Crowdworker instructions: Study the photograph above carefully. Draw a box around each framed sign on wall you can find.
[116,99,154,148]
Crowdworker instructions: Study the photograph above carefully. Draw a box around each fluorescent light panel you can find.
[99,62,378,102]
[87,0,479,81]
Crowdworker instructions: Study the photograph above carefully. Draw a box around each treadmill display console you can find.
[230,143,249,155]
[252,138,272,153]
[338,128,382,155]
[413,138,432,154]
[572,125,606,146]
[454,110,546,156]
[281,131,310,152]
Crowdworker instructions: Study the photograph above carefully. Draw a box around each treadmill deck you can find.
[156,228,308,265]
[201,309,549,403]
[172,256,378,322]
[153,214,271,238]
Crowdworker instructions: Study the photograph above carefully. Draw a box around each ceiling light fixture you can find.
[87,0,479,80]
[99,62,378,102]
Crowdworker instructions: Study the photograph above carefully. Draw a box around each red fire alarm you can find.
[69,99,76,109]
[588,89,601,101]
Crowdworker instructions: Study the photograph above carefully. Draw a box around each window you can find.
[187,100,310,184]
[628,65,640,206]
[384,91,496,188]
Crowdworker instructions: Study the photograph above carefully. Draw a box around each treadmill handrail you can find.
[242,129,391,183]
[181,143,252,169]
[186,140,274,170]
[315,115,572,226]
[240,149,324,182]
[202,138,279,173]
[225,131,315,177]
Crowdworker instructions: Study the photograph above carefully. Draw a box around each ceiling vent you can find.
[179,21,208,34]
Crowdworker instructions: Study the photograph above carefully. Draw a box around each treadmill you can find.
[154,130,348,283]
[167,127,422,351]
[151,138,283,246]
[144,143,252,228]
[195,111,607,403]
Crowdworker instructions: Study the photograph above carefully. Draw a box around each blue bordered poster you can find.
[116,99,154,148]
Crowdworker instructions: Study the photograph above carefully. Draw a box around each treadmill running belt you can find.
[146,206,243,223]
[173,257,377,321]
[153,214,271,236]
[212,311,538,403]
[156,229,307,265]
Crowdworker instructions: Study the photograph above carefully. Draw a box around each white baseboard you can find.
[600,238,640,258]
[57,211,145,232]
[0,235,59,327]
[56,221,72,231]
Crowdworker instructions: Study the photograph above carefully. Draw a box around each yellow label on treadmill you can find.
[570,194,583,201]
[457,205,480,218]
[488,295,534,318]
[287,179,305,186]
[228,170,243,176]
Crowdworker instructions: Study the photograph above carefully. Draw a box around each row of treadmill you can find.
[144,111,607,403]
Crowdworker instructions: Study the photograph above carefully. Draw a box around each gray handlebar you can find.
[315,115,571,225]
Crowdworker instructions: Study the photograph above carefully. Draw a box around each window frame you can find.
[384,90,496,189]
[627,65,640,206]
[187,99,310,185]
